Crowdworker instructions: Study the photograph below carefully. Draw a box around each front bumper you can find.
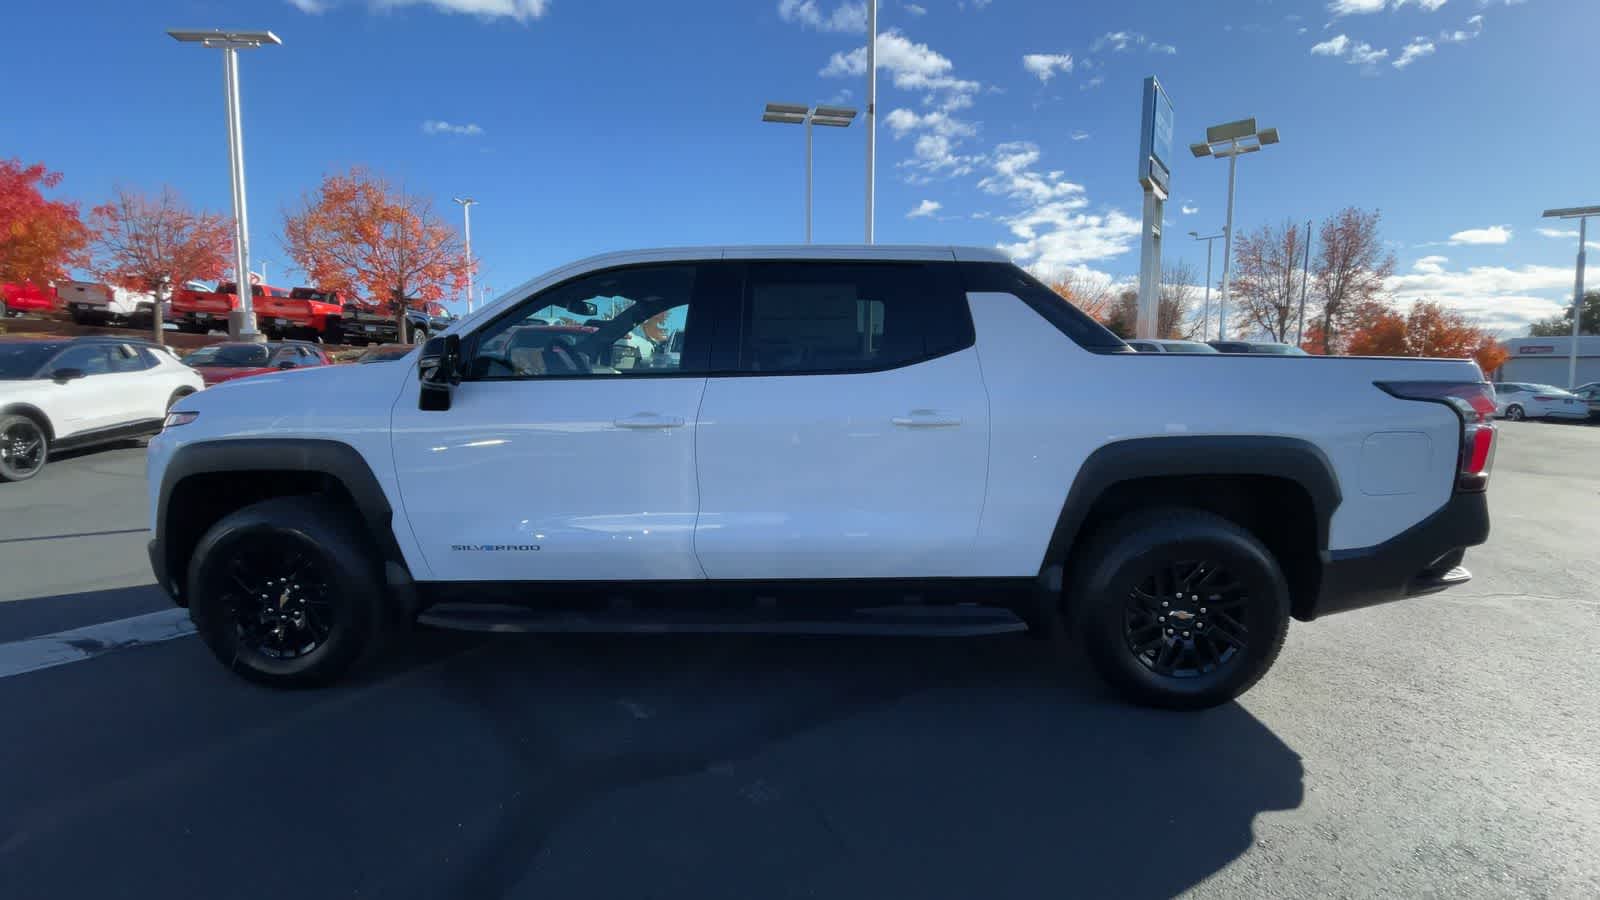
[1304,490,1489,620]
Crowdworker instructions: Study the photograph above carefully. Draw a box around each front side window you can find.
[466,265,703,380]
[737,262,972,375]
[50,345,114,376]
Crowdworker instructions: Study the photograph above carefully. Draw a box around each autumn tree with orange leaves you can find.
[1312,208,1395,354]
[1049,269,1118,323]
[1343,298,1507,374]
[90,187,232,344]
[0,159,92,288]
[283,168,471,341]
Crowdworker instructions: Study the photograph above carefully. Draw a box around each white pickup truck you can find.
[146,246,1494,709]
[57,280,161,327]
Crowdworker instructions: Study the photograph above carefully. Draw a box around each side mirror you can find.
[418,333,461,411]
[50,367,87,383]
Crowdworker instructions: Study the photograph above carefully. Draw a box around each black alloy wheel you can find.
[216,538,337,661]
[1123,559,1249,679]
[1505,405,1525,421]
[1067,508,1290,710]
[0,415,48,482]
[187,495,386,687]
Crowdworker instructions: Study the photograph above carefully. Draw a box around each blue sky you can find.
[3,0,1593,332]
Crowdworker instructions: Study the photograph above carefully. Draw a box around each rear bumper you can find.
[1303,491,1489,621]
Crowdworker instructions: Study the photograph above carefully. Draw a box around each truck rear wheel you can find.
[186,496,386,688]
[1066,508,1290,710]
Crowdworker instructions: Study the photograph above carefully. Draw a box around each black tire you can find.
[1066,508,1290,710]
[186,496,386,688]
[406,323,427,345]
[1,299,9,318]
[1505,404,1525,421]
[177,322,206,335]
[0,413,49,482]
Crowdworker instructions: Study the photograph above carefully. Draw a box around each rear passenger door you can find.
[693,258,990,579]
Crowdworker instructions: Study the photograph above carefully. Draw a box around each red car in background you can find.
[182,340,333,386]
[170,281,290,334]
[1,282,59,317]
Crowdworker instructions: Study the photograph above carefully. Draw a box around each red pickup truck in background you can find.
[255,287,346,341]
[1,282,60,317]
[170,281,290,334]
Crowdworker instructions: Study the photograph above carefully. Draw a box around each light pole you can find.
[258,259,269,283]
[762,103,858,243]
[1191,119,1279,341]
[168,29,281,342]
[1541,205,1598,388]
[454,197,477,312]
[865,0,877,244]
[1189,230,1224,341]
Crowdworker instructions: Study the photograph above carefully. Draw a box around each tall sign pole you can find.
[1570,216,1588,388]
[1295,219,1312,347]
[1136,77,1174,339]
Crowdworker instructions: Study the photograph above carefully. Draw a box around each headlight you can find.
[163,411,199,429]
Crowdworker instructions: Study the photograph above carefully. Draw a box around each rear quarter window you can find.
[957,262,1128,353]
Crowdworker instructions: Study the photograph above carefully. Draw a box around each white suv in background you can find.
[1,336,203,481]
[147,246,1495,709]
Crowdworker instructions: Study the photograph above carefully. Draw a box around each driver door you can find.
[389,260,724,582]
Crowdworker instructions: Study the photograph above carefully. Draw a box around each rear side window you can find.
[736,262,973,374]
[957,261,1128,353]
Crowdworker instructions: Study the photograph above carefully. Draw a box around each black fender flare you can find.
[1,403,56,442]
[1040,435,1343,576]
[154,439,412,601]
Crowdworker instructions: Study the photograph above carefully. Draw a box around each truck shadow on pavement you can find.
[384,630,1307,900]
[0,624,1304,900]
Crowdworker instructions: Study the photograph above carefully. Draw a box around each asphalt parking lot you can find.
[1,423,1597,899]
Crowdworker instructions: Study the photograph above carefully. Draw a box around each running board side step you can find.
[417,603,1028,637]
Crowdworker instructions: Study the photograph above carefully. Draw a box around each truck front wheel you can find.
[186,496,386,688]
[1066,508,1290,710]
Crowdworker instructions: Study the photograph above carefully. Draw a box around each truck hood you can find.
[175,355,415,428]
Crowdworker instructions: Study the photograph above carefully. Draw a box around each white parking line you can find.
[0,609,196,680]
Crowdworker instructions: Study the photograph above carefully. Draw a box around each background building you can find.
[1496,337,1600,387]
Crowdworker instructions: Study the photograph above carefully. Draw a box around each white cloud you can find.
[1388,260,1571,332]
[1311,34,1351,55]
[904,1,926,13]
[1070,130,1090,141]
[1348,41,1389,65]
[883,107,976,139]
[1393,37,1436,68]
[1394,0,1449,10]
[975,141,1140,276]
[422,119,485,136]
[1449,225,1512,245]
[1021,53,1073,83]
[1440,14,1484,42]
[1536,227,1600,250]
[907,199,942,218]
[1080,75,1105,91]
[1148,42,1178,55]
[375,0,549,21]
[1328,0,1386,15]
[287,0,326,12]
[1092,31,1146,52]
[820,29,979,110]
[777,0,866,33]
[1181,204,1199,215]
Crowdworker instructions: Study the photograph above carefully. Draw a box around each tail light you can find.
[1377,381,1497,493]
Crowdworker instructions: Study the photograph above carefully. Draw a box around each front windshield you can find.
[185,344,270,367]
[0,343,59,379]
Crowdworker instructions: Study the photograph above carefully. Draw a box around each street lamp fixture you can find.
[453,197,478,313]
[168,28,282,341]
[761,102,858,243]
[1190,230,1225,341]
[1191,117,1280,340]
[1541,204,1600,388]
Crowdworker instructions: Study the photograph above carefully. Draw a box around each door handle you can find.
[614,413,685,429]
[892,411,962,428]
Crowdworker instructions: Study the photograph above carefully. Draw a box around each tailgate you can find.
[59,282,111,308]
